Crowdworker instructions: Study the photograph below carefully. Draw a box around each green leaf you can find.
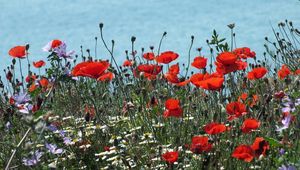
[218,38,226,43]
[264,137,282,147]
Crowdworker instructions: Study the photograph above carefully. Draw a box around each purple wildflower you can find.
[53,42,75,59]
[281,96,299,113]
[45,143,63,154]
[63,137,72,145]
[59,130,66,137]
[276,114,292,132]
[279,148,285,156]
[278,164,297,170]
[22,150,43,166]
[47,124,58,132]
[12,92,31,105]
[18,103,33,114]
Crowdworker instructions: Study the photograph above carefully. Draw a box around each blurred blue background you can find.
[0,0,299,71]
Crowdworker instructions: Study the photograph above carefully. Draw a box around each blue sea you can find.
[0,0,299,72]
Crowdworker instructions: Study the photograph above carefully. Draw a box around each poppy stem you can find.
[157,32,167,56]
[18,58,24,91]
[185,36,194,79]
[98,23,121,74]
[230,28,234,51]
[26,54,30,75]
[95,37,98,60]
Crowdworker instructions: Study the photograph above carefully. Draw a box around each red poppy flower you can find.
[274,91,285,99]
[175,79,190,86]
[163,98,183,118]
[51,39,62,49]
[143,52,155,61]
[9,97,15,105]
[39,78,49,88]
[164,73,180,83]
[122,60,133,67]
[143,73,159,80]
[204,122,227,135]
[72,61,110,79]
[216,52,238,65]
[190,72,224,90]
[294,69,300,75]
[162,151,178,164]
[8,46,26,58]
[226,101,247,120]
[233,47,256,59]
[97,72,114,81]
[137,64,162,75]
[164,64,180,83]
[168,63,180,75]
[104,146,110,152]
[247,67,268,80]
[232,145,255,162]
[251,137,269,157]
[156,51,179,64]
[190,136,212,154]
[43,39,63,51]
[164,63,189,86]
[165,98,180,110]
[26,75,37,83]
[33,60,46,68]
[32,104,40,113]
[28,83,38,92]
[238,93,248,102]
[163,109,183,118]
[241,118,260,133]
[191,56,207,69]
[277,65,291,80]
[215,59,247,75]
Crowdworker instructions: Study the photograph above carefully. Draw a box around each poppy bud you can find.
[25,44,30,51]
[163,31,167,36]
[99,23,104,29]
[131,36,136,42]
[150,46,154,50]
[227,23,235,29]
[12,59,16,65]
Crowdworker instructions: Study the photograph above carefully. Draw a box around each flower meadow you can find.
[0,21,300,170]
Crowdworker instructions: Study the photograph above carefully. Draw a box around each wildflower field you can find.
[1,21,300,169]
